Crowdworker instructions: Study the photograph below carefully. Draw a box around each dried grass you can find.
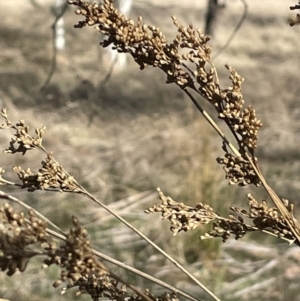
[1,1,300,301]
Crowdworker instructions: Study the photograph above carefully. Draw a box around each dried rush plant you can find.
[0,1,300,301]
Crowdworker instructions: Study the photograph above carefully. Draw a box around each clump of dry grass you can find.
[1,1,300,301]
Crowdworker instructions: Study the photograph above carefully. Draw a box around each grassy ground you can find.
[1,0,300,300]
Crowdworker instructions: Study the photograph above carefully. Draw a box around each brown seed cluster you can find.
[205,194,297,243]
[13,154,79,192]
[217,143,260,186]
[69,0,195,88]
[68,0,216,93]
[45,217,108,286]
[69,0,263,188]
[0,203,55,276]
[0,110,80,192]
[233,194,296,241]
[1,108,45,155]
[38,154,79,192]
[44,217,147,301]
[203,215,252,242]
[145,188,218,235]
[219,66,262,150]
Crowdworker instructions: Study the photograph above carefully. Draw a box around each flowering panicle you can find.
[146,189,298,244]
[68,0,262,189]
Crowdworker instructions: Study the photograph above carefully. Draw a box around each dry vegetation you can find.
[1,1,300,301]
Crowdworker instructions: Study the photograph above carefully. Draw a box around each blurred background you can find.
[0,0,300,300]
